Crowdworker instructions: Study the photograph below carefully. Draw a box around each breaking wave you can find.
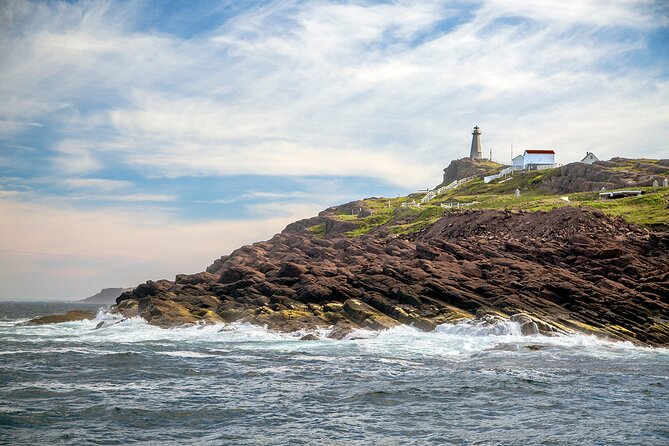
[2,307,664,360]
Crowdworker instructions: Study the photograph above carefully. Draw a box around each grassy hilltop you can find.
[316,158,669,237]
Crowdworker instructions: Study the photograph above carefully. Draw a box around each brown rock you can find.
[300,334,319,341]
[110,206,669,345]
[25,310,96,325]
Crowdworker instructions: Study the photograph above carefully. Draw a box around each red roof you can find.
[524,149,555,154]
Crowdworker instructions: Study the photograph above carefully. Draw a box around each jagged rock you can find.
[106,206,669,345]
[176,272,218,285]
[24,310,96,325]
[442,158,504,185]
[539,158,669,194]
[327,322,354,340]
[511,313,564,336]
[511,314,540,335]
[219,265,264,284]
[277,262,307,278]
[343,299,400,330]
[114,299,139,318]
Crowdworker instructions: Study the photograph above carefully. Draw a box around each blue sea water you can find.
[0,301,667,445]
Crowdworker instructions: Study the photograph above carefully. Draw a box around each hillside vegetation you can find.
[323,158,669,236]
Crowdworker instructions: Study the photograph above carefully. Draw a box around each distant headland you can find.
[80,287,131,304]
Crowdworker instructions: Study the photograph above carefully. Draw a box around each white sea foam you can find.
[157,351,218,358]
[2,309,667,360]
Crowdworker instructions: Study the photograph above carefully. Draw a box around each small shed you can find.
[512,154,524,170]
[581,152,599,164]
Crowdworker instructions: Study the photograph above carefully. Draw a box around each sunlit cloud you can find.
[4,0,667,184]
[63,193,176,203]
[62,178,132,191]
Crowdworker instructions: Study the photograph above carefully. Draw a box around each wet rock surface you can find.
[24,310,97,325]
[115,207,669,345]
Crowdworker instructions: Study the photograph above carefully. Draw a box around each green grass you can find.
[343,209,396,237]
[324,174,669,237]
[450,169,559,196]
[335,214,359,221]
[607,158,663,169]
[457,187,669,229]
[571,189,669,229]
[328,203,448,237]
[307,223,326,236]
[390,215,444,234]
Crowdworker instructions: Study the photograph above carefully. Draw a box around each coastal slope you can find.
[114,206,669,345]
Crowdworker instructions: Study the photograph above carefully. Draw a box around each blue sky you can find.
[1,0,668,299]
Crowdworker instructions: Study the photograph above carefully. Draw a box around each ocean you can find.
[0,301,667,445]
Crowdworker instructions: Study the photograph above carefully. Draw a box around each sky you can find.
[1,0,668,299]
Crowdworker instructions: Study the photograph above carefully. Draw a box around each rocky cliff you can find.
[539,158,669,194]
[115,206,669,346]
[441,158,504,185]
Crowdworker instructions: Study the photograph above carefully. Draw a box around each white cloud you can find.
[245,201,324,218]
[63,193,176,202]
[62,178,132,191]
[245,191,309,199]
[2,0,667,188]
[480,0,663,28]
[52,140,100,174]
[0,190,22,198]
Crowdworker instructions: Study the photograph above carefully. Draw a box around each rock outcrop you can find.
[442,158,504,185]
[25,310,97,325]
[114,206,669,345]
[539,158,669,194]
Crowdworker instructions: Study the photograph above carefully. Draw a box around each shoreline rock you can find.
[23,310,97,325]
[109,207,669,346]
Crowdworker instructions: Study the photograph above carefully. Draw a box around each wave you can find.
[1,308,667,360]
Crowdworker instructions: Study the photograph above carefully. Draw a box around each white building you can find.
[580,152,599,164]
[522,149,555,170]
[510,150,556,171]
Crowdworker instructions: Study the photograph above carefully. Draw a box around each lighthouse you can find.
[470,126,483,159]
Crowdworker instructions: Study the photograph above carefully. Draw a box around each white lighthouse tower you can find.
[470,126,483,159]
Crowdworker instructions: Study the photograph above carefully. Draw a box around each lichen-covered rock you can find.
[511,313,565,336]
[114,299,139,318]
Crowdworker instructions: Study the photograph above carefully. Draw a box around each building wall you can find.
[523,152,555,167]
[526,163,555,171]
[581,153,598,164]
[512,155,524,170]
